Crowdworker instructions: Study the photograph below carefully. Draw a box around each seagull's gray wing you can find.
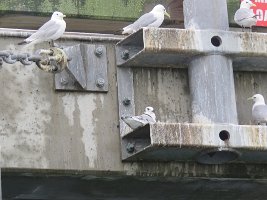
[234,8,256,22]
[252,105,267,123]
[121,116,144,130]
[27,20,58,41]
[127,13,158,30]
[133,113,155,124]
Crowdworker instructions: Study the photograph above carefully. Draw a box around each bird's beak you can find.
[63,15,66,18]
[251,3,256,7]
[247,97,253,101]
[164,11,171,19]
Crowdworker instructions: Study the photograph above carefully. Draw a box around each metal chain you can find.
[0,51,42,66]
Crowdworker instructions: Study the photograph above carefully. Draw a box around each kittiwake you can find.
[18,11,66,46]
[121,106,156,130]
[122,4,170,35]
[248,94,267,125]
[234,0,257,31]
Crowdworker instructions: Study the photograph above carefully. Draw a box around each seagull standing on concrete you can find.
[121,106,156,130]
[234,0,257,31]
[122,4,170,35]
[18,11,66,46]
[248,94,267,125]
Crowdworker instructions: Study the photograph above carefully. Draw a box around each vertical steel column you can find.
[184,0,238,124]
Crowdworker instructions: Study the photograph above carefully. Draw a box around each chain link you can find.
[0,51,41,66]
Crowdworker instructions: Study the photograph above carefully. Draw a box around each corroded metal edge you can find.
[122,123,267,162]
[116,28,267,70]
[143,28,267,57]
[149,123,267,150]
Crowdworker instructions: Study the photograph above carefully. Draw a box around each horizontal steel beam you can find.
[116,28,267,71]
[122,123,267,164]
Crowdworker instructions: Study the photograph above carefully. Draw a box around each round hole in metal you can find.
[211,36,222,47]
[219,130,230,141]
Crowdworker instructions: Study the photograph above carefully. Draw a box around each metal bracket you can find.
[122,123,267,164]
[55,44,108,92]
[116,28,267,71]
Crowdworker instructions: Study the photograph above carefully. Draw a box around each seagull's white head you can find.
[51,11,66,20]
[145,106,154,113]
[151,4,170,18]
[248,94,265,104]
[240,0,256,9]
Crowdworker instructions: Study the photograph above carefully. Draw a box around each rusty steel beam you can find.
[116,28,267,71]
[122,123,267,164]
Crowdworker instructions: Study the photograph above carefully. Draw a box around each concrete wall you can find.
[1,30,267,179]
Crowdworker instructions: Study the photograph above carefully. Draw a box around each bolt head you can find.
[60,77,68,85]
[126,143,135,153]
[123,98,131,106]
[121,50,130,60]
[95,47,103,57]
[96,78,105,88]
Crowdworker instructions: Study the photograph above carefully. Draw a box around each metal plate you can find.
[55,44,108,92]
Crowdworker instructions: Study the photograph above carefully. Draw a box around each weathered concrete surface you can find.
[1,29,267,180]
[235,72,267,125]
[0,33,122,171]
[133,68,191,124]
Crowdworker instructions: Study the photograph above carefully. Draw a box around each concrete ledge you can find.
[0,28,124,43]
[116,28,267,71]
[122,123,267,164]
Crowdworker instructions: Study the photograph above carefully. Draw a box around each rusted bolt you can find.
[95,47,103,57]
[123,98,131,106]
[126,143,135,153]
[96,78,105,88]
[60,77,68,85]
[121,50,129,60]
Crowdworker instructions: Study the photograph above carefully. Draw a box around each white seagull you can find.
[248,94,267,125]
[18,11,66,46]
[122,4,170,35]
[234,0,257,31]
[121,106,156,130]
